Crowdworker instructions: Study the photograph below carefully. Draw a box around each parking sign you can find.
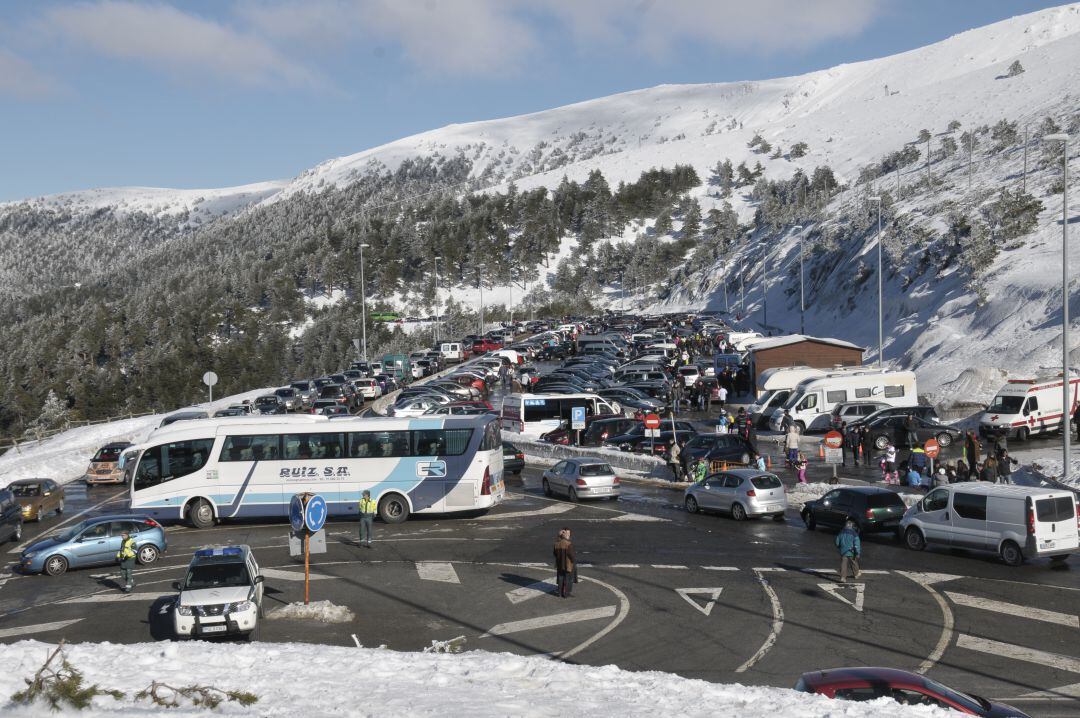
[571,406,586,430]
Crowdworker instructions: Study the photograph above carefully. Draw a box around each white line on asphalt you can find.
[753,567,787,572]
[609,513,668,522]
[0,618,83,638]
[516,562,550,568]
[480,606,617,638]
[476,503,577,521]
[60,592,165,604]
[818,582,865,612]
[9,487,128,553]
[736,570,783,674]
[559,577,630,661]
[702,566,740,571]
[799,568,889,576]
[945,592,1079,628]
[262,568,337,582]
[675,587,724,617]
[505,578,558,604]
[608,564,640,569]
[956,634,1080,675]
[1013,682,1080,700]
[897,571,955,675]
[650,564,688,569]
[415,562,460,584]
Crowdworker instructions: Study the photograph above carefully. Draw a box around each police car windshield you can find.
[185,561,250,590]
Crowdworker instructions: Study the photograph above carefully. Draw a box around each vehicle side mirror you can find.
[172,581,182,591]
[917,500,925,512]
[255,575,264,583]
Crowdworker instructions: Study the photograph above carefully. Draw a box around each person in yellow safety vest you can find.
[358,490,377,548]
[116,530,137,593]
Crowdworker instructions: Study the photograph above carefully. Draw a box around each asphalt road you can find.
[1,470,1078,717]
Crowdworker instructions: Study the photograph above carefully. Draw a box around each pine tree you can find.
[789,142,809,159]
[35,390,69,432]
[1005,60,1025,77]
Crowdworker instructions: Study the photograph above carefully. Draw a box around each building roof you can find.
[748,334,864,353]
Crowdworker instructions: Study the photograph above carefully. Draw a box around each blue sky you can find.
[0,0,1068,201]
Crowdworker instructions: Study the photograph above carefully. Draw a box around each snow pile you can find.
[0,640,954,717]
[266,600,355,624]
[1011,457,1080,488]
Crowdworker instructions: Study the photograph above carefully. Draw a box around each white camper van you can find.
[726,331,763,350]
[901,483,1078,566]
[747,366,828,428]
[978,374,1080,441]
[767,368,917,433]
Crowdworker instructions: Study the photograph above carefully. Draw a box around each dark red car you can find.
[795,667,1029,716]
[471,338,503,353]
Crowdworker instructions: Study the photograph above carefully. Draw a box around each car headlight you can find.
[175,604,193,616]
[22,552,36,560]
[227,601,253,613]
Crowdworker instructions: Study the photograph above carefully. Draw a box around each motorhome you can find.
[978,373,1080,441]
[500,393,621,434]
[767,369,918,433]
[747,366,828,427]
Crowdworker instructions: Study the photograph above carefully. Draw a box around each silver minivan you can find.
[901,483,1078,566]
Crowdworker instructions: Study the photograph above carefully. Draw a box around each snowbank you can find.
[0,640,952,717]
[266,601,355,623]
[1011,457,1080,489]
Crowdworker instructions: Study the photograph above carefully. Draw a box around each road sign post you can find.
[289,492,326,605]
[571,406,586,446]
[923,438,941,477]
[823,430,844,483]
[202,371,218,403]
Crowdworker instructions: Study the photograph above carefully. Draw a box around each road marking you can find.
[956,634,1080,674]
[608,563,640,569]
[415,562,460,584]
[736,570,783,674]
[818,582,865,612]
[516,562,550,568]
[1014,682,1080,700]
[476,504,576,521]
[609,513,667,522]
[0,618,83,638]
[559,577,630,661]
[261,568,336,582]
[753,567,787,572]
[9,486,128,553]
[799,568,888,576]
[702,566,739,571]
[675,587,724,616]
[480,606,617,638]
[897,571,954,675]
[505,578,558,604]
[944,592,1079,628]
[650,564,687,569]
[61,592,164,604]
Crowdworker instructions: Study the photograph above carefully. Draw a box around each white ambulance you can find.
[979,373,1080,440]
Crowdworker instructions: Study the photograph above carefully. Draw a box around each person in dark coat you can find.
[904,414,919,449]
[845,423,861,467]
[955,459,969,482]
[553,528,575,598]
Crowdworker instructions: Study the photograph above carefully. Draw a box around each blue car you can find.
[19,514,167,576]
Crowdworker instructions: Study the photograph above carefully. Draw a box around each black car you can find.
[502,442,525,475]
[621,380,672,401]
[0,489,23,543]
[540,413,623,445]
[253,395,286,414]
[801,486,907,535]
[680,433,756,473]
[604,427,698,455]
[579,417,642,446]
[598,387,666,413]
[866,415,961,450]
[849,405,940,430]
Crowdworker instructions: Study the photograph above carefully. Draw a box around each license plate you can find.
[1041,540,1054,549]
[597,487,610,493]
[767,505,781,512]
[201,625,226,633]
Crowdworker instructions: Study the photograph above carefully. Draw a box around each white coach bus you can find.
[124,414,504,528]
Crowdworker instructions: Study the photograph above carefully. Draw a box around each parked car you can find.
[316,384,351,411]
[19,515,166,576]
[901,483,1078,566]
[502,442,525,475]
[253,395,286,415]
[829,401,890,430]
[541,458,620,502]
[540,413,622,445]
[312,400,349,416]
[849,404,941,430]
[794,667,1029,716]
[173,545,264,639]
[578,417,642,447]
[352,378,383,399]
[866,415,961,450]
[9,479,65,522]
[602,421,697,451]
[801,486,907,536]
[84,441,133,485]
[683,469,787,521]
[472,338,503,353]
[679,433,756,474]
[213,406,248,418]
[606,429,697,457]
[159,410,209,428]
[0,489,24,544]
[424,405,490,416]
[273,387,301,412]
[289,380,318,409]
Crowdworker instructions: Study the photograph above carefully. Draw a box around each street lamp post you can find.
[359,242,370,361]
[793,224,805,334]
[478,265,485,336]
[433,255,441,345]
[1046,133,1072,483]
[870,197,883,368]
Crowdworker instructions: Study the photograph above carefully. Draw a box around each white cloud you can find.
[0,49,60,98]
[43,1,326,89]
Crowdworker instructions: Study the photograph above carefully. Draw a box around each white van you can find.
[440,342,468,363]
[978,373,1080,441]
[767,369,917,433]
[500,393,620,434]
[748,367,828,427]
[726,331,762,349]
[901,483,1078,566]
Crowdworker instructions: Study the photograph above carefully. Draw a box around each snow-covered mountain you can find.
[4,3,1080,406]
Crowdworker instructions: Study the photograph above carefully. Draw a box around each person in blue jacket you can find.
[835,517,862,583]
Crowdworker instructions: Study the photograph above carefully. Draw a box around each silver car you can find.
[683,469,787,521]
[541,458,620,502]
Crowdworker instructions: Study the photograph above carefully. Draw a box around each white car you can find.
[352,378,382,399]
[393,396,444,417]
[173,545,264,639]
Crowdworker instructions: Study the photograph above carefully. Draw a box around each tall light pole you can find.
[1046,133,1072,483]
[359,242,370,361]
[761,247,769,330]
[477,265,485,336]
[433,255,441,345]
[870,197,883,367]
[793,224,805,334]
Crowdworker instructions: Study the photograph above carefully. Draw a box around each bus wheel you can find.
[187,499,215,529]
[379,493,410,524]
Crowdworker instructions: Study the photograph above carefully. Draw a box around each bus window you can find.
[283,433,343,460]
[220,435,280,462]
[348,431,411,458]
[135,439,214,490]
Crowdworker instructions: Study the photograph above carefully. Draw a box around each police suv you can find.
[173,545,264,638]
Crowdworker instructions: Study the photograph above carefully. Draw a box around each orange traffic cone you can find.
[766,455,772,469]
[818,443,825,459]
[721,461,728,471]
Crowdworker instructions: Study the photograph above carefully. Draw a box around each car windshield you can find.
[579,463,614,477]
[920,677,985,712]
[93,447,123,462]
[11,483,42,497]
[750,475,783,489]
[988,395,1024,413]
[275,388,295,397]
[184,561,250,590]
[53,521,90,542]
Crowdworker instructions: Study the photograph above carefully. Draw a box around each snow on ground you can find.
[301,288,347,311]
[0,389,270,489]
[1009,456,1080,488]
[266,601,355,624]
[0,640,953,717]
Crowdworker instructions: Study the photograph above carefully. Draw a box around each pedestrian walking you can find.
[904,414,919,448]
[845,423,861,467]
[752,451,767,472]
[796,457,808,484]
[956,459,970,482]
[784,425,800,467]
[780,410,794,434]
[964,431,981,472]
[553,528,575,598]
[668,440,683,481]
[358,490,377,548]
[979,457,998,483]
[839,421,849,466]
[836,518,862,583]
[883,443,898,484]
[997,450,1018,481]
[716,384,728,411]
[117,530,137,593]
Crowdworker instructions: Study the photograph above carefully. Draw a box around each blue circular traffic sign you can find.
[289,494,305,533]
[304,494,327,532]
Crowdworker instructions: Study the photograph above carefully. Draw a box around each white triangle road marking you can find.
[0,618,83,639]
[895,571,962,586]
[506,578,558,604]
[475,504,576,521]
[675,587,724,616]
[818,582,865,612]
[415,561,460,584]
